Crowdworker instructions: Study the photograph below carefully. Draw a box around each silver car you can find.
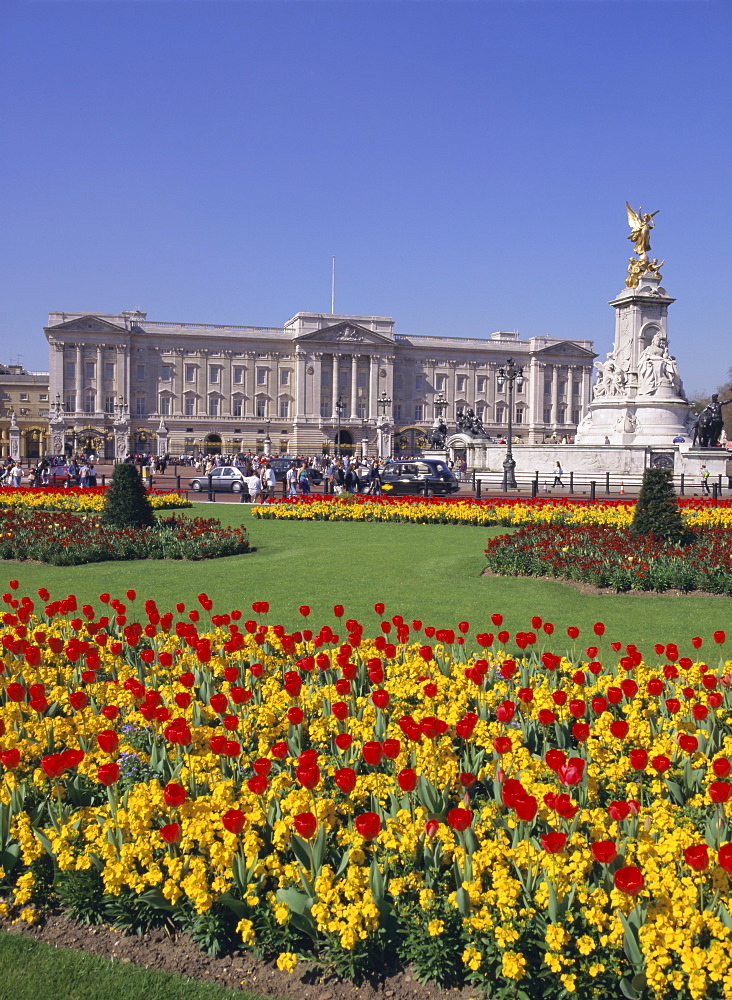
[188,466,248,494]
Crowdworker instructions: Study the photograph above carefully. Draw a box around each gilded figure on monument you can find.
[625,204,663,287]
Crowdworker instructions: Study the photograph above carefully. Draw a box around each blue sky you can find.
[1,0,729,396]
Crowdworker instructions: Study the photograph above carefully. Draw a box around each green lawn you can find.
[5,502,729,651]
[0,931,274,1000]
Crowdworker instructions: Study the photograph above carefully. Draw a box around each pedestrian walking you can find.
[701,464,711,495]
[552,462,564,488]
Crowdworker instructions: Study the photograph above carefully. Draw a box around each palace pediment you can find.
[295,321,394,347]
[46,314,129,335]
[535,340,596,359]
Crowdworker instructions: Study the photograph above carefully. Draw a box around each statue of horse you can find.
[693,395,729,448]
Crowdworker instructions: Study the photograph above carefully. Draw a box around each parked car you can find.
[267,459,324,486]
[380,459,459,496]
[188,466,248,494]
[46,465,81,487]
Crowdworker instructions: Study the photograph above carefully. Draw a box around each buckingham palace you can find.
[44,308,596,459]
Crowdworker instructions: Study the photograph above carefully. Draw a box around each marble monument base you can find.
[575,393,691,448]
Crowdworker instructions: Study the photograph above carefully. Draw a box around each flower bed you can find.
[485,523,732,595]
[1,588,732,998]
[0,510,248,565]
[252,495,732,529]
[0,487,191,514]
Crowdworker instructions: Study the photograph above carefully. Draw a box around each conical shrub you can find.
[630,467,688,544]
[100,462,156,529]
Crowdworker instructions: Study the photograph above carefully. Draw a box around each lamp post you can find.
[376,390,392,459]
[497,357,524,490]
[334,396,345,458]
[434,390,448,419]
[377,390,391,419]
[264,418,271,457]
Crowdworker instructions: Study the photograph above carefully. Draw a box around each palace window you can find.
[233,367,244,384]
[414,403,424,421]
[66,361,75,379]
[515,407,524,424]
[496,405,505,423]
[85,362,95,379]
[159,396,170,415]
[136,364,146,381]
[232,398,242,417]
[436,375,447,392]
[416,374,424,391]
[477,377,486,393]
[135,396,147,415]
[84,393,95,413]
[185,366,196,382]
[457,375,467,392]
[543,407,552,423]
[184,396,195,416]
[256,369,267,386]
[105,396,116,414]
[393,404,402,420]
[572,408,581,424]
[358,369,368,387]
[209,367,220,384]
[357,403,366,418]
[256,399,266,418]
[279,398,289,418]
[104,362,115,381]
[208,396,220,416]
[160,366,172,382]
[65,395,75,412]
[280,369,290,386]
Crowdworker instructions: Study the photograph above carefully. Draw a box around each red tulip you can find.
[514,795,537,822]
[0,748,20,769]
[374,603,385,615]
[222,809,246,834]
[567,626,580,639]
[355,812,382,840]
[607,801,631,822]
[493,737,512,755]
[334,733,353,751]
[591,841,617,865]
[247,775,269,796]
[609,720,629,739]
[97,730,119,754]
[709,781,731,803]
[541,832,567,854]
[713,758,732,778]
[298,605,310,617]
[650,754,671,773]
[397,767,417,792]
[684,844,709,871]
[714,631,726,645]
[295,764,320,790]
[287,707,304,725]
[334,767,357,794]
[97,762,120,786]
[447,807,473,832]
[593,622,605,636]
[614,865,644,895]
[628,749,649,771]
[163,782,186,808]
[718,843,732,873]
[293,811,317,839]
[572,722,590,741]
[159,823,180,844]
[362,741,384,766]
[383,738,401,759]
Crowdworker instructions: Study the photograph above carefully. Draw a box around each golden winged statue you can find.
[626,202,658,257]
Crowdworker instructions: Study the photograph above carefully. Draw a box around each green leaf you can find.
[618,911,644,969]
[290,835,312,871]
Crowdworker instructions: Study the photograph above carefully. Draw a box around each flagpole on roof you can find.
[331,256,335,315]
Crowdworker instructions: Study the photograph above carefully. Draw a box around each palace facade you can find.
[45,309,596,458]
[0,364,50,459]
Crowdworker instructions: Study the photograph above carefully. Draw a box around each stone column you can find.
[295,351,307,420]
[75,345,83,412]
[96,346,103,412]
[580,365,590,417]
[312,353,323,420]
[173,350,183,415]
[245,353,256,416]
[551,366,559,428]
[350,354,358,419]
[331,354,339,417]
[369,355,379,420]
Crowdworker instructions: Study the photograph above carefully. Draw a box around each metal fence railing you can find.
[471,470,732,501]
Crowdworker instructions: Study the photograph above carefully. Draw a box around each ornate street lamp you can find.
[496,357,524,490]
[334,396,345,458]
[434,390,448,420]
[377,390,391,418]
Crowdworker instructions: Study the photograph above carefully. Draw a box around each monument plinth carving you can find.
[575,204,691,446]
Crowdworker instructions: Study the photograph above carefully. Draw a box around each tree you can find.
[630,467,688,544]
[100,462,156,529]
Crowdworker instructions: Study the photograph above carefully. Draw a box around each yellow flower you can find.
[276,952,298,973]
